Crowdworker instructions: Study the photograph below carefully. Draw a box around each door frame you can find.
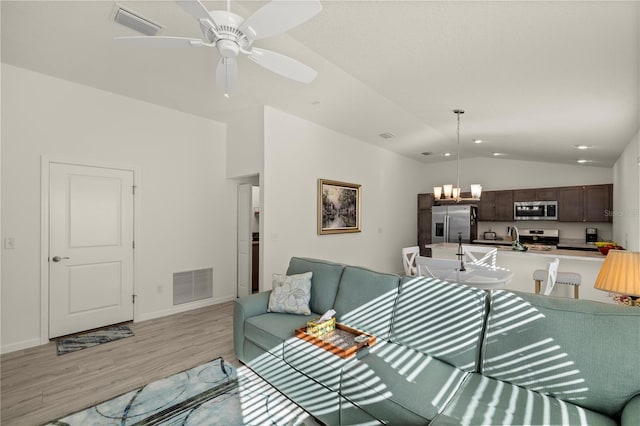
[39,157,140,344]
[237,183,252,298]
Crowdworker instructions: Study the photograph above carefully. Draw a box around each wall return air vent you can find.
[173,268,213,306]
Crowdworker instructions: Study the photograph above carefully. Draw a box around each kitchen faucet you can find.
[510,225,528,251]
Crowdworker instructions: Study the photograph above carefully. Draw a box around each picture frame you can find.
[318,179,361,235]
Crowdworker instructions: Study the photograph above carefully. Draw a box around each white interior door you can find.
[49,163,134,338]
[237,184,252,298]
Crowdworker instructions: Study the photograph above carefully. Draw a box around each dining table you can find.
[415,256,514,290]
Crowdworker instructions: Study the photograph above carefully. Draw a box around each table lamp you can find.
[594,250,640,306]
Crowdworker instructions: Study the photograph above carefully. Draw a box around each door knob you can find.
[52,256,69,262]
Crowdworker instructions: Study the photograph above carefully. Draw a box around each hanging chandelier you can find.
[433,109,482,201]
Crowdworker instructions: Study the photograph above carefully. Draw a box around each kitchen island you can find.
[426,243,610,303]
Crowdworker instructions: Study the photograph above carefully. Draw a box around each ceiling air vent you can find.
[379,132,395,140]
[113,5,162,36]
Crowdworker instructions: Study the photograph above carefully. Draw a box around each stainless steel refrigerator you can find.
[431,205,478,243]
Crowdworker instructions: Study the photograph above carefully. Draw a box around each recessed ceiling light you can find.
[379,132,395,139]
[421,152,432,156]
[492,152,505,157]
[473,139,483,144]
[444,152,452,157]
[574,145,590,150]
[577,159,592,164]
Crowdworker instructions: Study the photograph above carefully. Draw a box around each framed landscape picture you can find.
[318,179,361,235]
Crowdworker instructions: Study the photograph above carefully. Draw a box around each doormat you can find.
[56,324,134,356]
[43,357,320,425]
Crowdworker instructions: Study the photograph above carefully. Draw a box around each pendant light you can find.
[433,109,482,201]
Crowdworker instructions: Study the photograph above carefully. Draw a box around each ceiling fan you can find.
[114,0,322,97]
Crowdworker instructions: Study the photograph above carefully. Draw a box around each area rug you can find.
[56,324,134,355]
[44,357,320,425]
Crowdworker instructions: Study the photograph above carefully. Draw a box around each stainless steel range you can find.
[518,228,559,246]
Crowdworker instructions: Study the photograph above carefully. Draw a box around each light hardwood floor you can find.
[1,301,239,425]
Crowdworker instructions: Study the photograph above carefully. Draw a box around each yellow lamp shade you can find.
[594,250,640,297]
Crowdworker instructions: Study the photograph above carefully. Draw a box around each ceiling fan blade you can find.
[176,0,220,32]
[216,57,238,96]
[248,47,317,83]
[239,0,322,41]
[114,36,205,48]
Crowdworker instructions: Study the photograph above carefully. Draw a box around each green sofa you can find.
[233,257,640,425]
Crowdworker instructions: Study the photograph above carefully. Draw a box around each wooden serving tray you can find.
[294,323,376,359]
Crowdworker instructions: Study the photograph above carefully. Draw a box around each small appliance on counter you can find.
[586,228,598,244]
[483,230,497,240]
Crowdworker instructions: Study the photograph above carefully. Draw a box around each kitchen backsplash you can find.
[478,221,613,243]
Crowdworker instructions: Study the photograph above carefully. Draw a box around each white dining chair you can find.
[461,245,498,269]
[401,246,420,276]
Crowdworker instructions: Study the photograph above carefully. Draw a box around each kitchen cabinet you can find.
[513,188,557,201]
[417,194,433,256]
[558,186,583,221]
[558,184,612,223]
[477,190,513,221]
[584,184,612,222]
[495,191,514,221]
[536,188,558,201]
[512,189,536,202]
[477,191,496,221]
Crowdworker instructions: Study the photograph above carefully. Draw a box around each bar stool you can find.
[533,258,582,299]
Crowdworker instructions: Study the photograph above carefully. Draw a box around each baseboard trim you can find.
[1,297,237,355]
[1,337,44,355]
[136,296,237,322]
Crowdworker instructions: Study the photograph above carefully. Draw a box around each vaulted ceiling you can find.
[2,1,638,166]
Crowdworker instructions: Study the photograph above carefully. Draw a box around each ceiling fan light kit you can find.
[114,0,322,97]
[433,109,482,202]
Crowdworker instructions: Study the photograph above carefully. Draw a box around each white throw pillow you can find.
[268,272,313,315]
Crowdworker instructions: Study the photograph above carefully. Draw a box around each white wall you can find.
[1,64,238,353]
[423,157,613,191]
[224,106,264,179]
[613,131,640,250]
[261,107,427,287]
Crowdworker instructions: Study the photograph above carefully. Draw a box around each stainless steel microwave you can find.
[514,201,558,221]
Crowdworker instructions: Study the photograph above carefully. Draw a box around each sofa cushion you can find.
[245,312,317,358]
[483,290,640,417]
[333,266,400,340]
[286,257,344,315]
[432,373,617,426]
[340,341,468,424]
[389,276,488,372]
[268,272,312,315]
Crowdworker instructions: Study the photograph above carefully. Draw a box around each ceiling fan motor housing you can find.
[201,10,251,58]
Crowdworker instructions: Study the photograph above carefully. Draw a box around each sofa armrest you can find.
[621,394,640,425]
[233,291,271,362]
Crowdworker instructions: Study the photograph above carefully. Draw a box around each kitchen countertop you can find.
[473,239,599,252]
[473,239,511,246]
[434,242,606,261]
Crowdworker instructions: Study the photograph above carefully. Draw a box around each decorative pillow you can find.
[268,272,313,315]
